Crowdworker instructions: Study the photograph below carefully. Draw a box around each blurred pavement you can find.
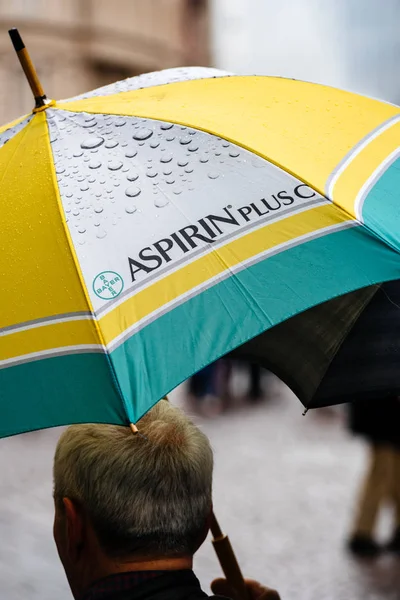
[0,375,399,599]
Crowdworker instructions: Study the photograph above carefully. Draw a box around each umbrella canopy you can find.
[1,34,400,437]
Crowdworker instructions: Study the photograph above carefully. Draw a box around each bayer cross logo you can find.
[93,271,124,300]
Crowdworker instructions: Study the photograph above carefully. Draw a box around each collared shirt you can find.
[81,570,167,600]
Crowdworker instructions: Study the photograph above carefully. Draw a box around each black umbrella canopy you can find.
[231,280,400,408]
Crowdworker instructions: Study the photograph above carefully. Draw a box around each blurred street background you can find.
[1,1,400,599]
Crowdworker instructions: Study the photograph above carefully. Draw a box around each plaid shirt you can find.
[81,570,167,600]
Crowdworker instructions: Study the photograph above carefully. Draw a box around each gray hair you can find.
[53,400,213,558]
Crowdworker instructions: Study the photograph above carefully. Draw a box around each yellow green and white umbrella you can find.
[1,29,399,437]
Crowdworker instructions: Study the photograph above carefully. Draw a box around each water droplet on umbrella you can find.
[89,160,101,169]
[66,192,73,198]
[154,196,169,207]
[125,186,141,197]
[215,151,221,157]
[160,154,173,163]
[188,145,199,152]
[82,120,97,128]
[78,226,86,234]
[166,135,175,142]
[80,184,89,191]
[73,209,80,216]
[125,205,137,214]
[96,230,107,239]
[94,220,100,227]
[166,178,175,185]
[146,170,158,178]
[133,128,153,141]
[185,167,194,173]
[115,118,126,127]
[81,137,104,149]
[88,176,96,183]
[125,149,137,158]
[208,172,219,179]
[199,154,209,163]
[222,142,230,148]
[105,140,119,149]
[94,206,104,214]
[108,160,123,171]
[150,141,160,149]
[163,169,172,175]
[178,160,188,167]
[173,188,183,195]
[251,157,266,168]
[56,166,66,174]
[160,123,174,130]
[180,135,191,145]
[85,115,96,122]
[229,150,240,158]
[127,172,139,182]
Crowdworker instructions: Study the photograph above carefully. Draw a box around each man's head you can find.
[53,400,213,598]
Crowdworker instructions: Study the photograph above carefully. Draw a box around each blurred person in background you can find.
[218,360,267,404]
[188,360,267,417]
[53,399,281,600]
[347,395,400,557]
[187,361,223,417]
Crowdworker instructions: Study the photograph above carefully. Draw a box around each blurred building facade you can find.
[0,0,210,123]
[211,0,400,103]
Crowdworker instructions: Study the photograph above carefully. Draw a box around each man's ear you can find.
[63,497,85,563]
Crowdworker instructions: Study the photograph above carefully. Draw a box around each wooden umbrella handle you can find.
[210,511,249,600]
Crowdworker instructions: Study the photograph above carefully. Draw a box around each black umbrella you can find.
[231,280,400,408]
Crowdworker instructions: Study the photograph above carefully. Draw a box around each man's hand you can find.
[211,578,281,600]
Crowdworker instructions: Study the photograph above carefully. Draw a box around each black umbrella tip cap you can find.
[8,28,25,52]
